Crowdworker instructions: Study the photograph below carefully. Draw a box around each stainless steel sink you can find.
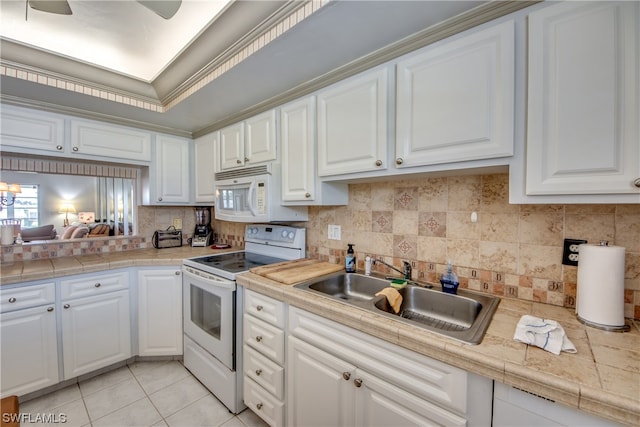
[294,272,500,345]
[305,273,390,302]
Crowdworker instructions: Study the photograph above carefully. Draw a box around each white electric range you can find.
[181,224,305,413]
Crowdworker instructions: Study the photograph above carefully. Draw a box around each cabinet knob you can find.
[256,305,263,311]
[73,146,79,152]
[245,157,250,162]
[64,304,70,309]
[236,159,242,164]
[56,145,63,151]
[634,177,640,188]
[256,403,263,410]
[94,283,101,288]
[342,372,351,381]
[305,193,311,198]
[354,378,363,388]
[255,335,263,342]
[47,307,54,312]
[175,271,181,275]
[8,297,16,303]
[375,160,382,167]
[395,158,404,165]
[255,369,262,376]
[158,197,163,202]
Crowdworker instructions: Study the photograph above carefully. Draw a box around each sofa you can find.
[20,224,57,242]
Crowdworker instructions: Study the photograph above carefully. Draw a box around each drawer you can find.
[243,344,284,400]
[61,271,129,300]
[0,282,55,312]
[244,314,285,364]
[245,290,286,328]
[243,376,284,427]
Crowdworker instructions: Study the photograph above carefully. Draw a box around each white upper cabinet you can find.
[70,119,151,163]
[317,66,389,176]
[219,110,277,171]
[0,105,66,155]
[153,135,191,204]
[525,1,640,198]
[395,20,515,168]
[194,132,217,204]
[281,97,316,202]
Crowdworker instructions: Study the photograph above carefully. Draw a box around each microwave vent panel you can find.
[215,164,271,181]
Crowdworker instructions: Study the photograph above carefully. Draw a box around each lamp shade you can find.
[7,184,21,194]
[0,182,8,192]
[59,203,76,214]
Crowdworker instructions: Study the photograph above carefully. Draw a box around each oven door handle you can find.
[182,267,236,291]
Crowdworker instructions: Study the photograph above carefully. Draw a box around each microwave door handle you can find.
[247,181,258,216]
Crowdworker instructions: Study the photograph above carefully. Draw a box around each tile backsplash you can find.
[2,172,638,319]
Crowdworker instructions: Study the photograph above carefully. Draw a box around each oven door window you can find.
[190,285,222,340]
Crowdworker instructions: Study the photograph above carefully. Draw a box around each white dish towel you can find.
[514,315,577,355]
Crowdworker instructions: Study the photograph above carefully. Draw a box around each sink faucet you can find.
[373,259,412,280]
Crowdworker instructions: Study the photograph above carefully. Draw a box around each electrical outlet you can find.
[172,218,183,230]
[562,238,587,266]
[328,224,341,240]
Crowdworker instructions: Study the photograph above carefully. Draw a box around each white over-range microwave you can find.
[214,164,308,223]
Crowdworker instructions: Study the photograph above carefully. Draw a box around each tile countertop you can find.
[1,251,638,426]
[237,272,640,427]
[0,246,242,285]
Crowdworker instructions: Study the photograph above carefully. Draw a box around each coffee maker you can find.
[192,207,213,247]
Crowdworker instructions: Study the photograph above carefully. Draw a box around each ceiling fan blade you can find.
[137,1,182,19]
[28,0,72,15]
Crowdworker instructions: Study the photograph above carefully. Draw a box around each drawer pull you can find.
[256,403,263,410]
[94,283,101,288]
[396,157,404,165]
[375,160,382,167]
[8,297,16,303]
[175,271,181,276]
[256,305,263,311]
[47,307,54,312]
[634,177,640,188]
[56,145,63,151]
[342,372,351,380]
[255,369,262,376]
[255,336,263,342]
[72,146,79,152]
[64,304,70,309]
[236,159,242,164]
[354,378,363,388]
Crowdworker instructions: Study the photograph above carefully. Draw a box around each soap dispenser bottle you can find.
[440,260,459,294]
[345,244,356,273]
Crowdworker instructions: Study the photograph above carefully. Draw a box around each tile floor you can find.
[19,360,269,427]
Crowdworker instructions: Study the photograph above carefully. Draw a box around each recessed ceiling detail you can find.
[0,0,329,114]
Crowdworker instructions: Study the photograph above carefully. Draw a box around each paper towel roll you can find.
[577,243,626,328]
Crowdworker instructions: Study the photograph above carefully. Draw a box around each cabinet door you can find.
[61,290,131,379]
[220,123,245,170]
[1,305,58,397]
[287,336,356,427]
[246,110,277,165]
[194,132,217,203]
[317,67,388,176]
[70,119,151,162]
[155,135,191,203]
[526,2,640,196]
[137,269,183,356]
[0,105,66,155]
[281,97,316,201]
[396,20,514,168]
[355,370,466,427]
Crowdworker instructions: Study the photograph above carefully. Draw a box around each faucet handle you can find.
[402,261,412,279]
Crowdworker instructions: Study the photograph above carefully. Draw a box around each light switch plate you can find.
[328,224,341,240]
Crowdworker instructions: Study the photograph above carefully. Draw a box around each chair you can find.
[0,218,21,238]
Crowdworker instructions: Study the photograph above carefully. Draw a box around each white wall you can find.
[1,171,97,234]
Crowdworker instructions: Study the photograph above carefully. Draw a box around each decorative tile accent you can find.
[394,187,418,210]
[418,212,446,237]
[372,211,393,233]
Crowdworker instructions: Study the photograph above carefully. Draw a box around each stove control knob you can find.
[281,230,288,238]
[288,232,295,239]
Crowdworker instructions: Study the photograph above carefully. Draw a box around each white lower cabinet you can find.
[0,283,58,397]
[60,272,131,380]
[286,306,492,427]
[137,268,183,356]
[243,290,286,426]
